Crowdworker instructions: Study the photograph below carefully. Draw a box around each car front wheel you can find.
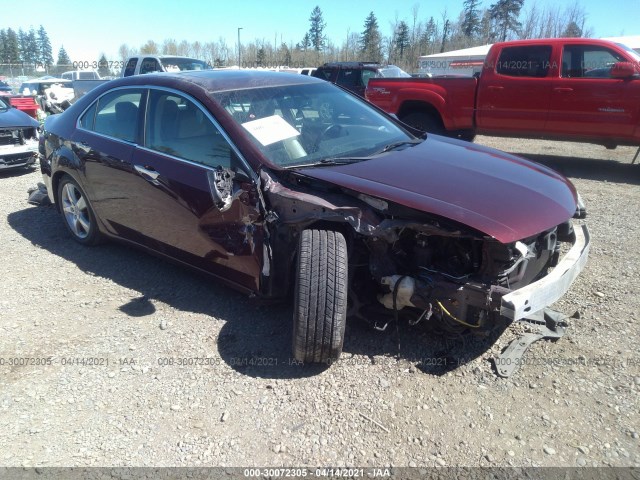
[58,175,101,245]
[293,229,348,364]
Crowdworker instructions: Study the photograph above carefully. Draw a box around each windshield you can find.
[615,43,640,62]
[160,57,211,72]
[212,82,413,167]
[0,96,9,111]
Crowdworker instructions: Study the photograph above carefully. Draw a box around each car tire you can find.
[58,175,102,245]
[292,229,348,364]
[401,112,444,135]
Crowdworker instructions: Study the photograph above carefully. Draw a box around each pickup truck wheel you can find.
[401,112,444,135]
[293,229,348,364]
[58,175,102,246]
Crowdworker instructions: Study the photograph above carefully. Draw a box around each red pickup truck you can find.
[365,38,640,148]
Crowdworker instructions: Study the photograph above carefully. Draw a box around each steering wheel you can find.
[313,124,343,151]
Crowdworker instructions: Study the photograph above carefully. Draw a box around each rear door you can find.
[476,45,553,134]
[547,44,638,139]
[72,87,146,226]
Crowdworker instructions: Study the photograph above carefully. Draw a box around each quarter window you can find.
[145,90,232,168]
[496,46,552,78]
[83,89,144,143]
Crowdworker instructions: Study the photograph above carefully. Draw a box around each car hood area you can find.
[297,134,578,244]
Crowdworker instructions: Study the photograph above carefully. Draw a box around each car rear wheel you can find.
[293,229,348,364]
[58,175,101,245]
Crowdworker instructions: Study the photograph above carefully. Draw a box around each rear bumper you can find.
[500,224,590,320]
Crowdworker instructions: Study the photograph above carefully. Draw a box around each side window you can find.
[140,58,161,74]
[123,58,137,77]
[496,46,552,78]
[561,46,623,78]
[337,69,360,87]
[145,90,232,168]
[90,89,144,142]
[79,102,98,130]
[361,69,376,87]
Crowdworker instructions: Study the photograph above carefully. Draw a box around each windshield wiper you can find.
[285,158,365,168]
[375,139,423,154]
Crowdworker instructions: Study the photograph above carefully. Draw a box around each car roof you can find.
[112,69,324,94]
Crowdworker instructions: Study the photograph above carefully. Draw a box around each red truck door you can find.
[476,45,553,134]
[548,44,639,140]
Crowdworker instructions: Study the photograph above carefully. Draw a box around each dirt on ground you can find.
[0,136,638,470]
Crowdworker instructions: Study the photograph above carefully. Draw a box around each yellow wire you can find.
[436,300,481,329]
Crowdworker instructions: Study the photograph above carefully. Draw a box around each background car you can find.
[312,62,411,97]
[0,96,39,171]
[39,71,588,364]
[0,80,13,95]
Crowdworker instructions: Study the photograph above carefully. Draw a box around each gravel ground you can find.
[0,136,639,469]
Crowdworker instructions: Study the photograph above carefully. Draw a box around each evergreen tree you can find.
[421,17,438,54]
[97,54,110,77]
[57,46,71,67]
[360,12,382,62]
[308,6,326,52]
[37,25,54,67]
[0,30,6,64]
[279,43,292,66]
[462,0,482,37]
[257,48,266,66]
[563,21,582,38]
[395,21,410,59]
[4,28,20,64]
[489,0,525,42]
[25,28,38,65]
[298,33,311,52]
[17,28,27,63]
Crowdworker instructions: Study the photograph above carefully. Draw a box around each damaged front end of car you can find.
[260,167,589,337]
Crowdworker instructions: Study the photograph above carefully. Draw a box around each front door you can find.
[547,44,639,140]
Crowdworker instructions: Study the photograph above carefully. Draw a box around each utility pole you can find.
[237,27,243,68]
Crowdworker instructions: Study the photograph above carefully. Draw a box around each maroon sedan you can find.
[39,70,589,364]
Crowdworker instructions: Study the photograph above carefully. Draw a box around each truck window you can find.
[123,58,137,77]
[336,69,360,88]
[561,46,624,78]
[141,58,162,74]
[496,46,552,78]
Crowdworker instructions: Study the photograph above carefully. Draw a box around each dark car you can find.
[0,96,40,171]
[312,62,411,97]
[0,80,12,94]
[39,71,589,364]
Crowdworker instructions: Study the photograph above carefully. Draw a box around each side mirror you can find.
[610,62,637,79]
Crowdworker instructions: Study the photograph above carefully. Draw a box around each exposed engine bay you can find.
[262,168,585,334]
[353,224,565,333]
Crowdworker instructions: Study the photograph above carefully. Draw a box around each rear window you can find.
[496,46,552,78]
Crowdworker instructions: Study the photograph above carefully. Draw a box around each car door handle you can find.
[487,85,504,91]
[554,87,574,93]
[134,165,160,182]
